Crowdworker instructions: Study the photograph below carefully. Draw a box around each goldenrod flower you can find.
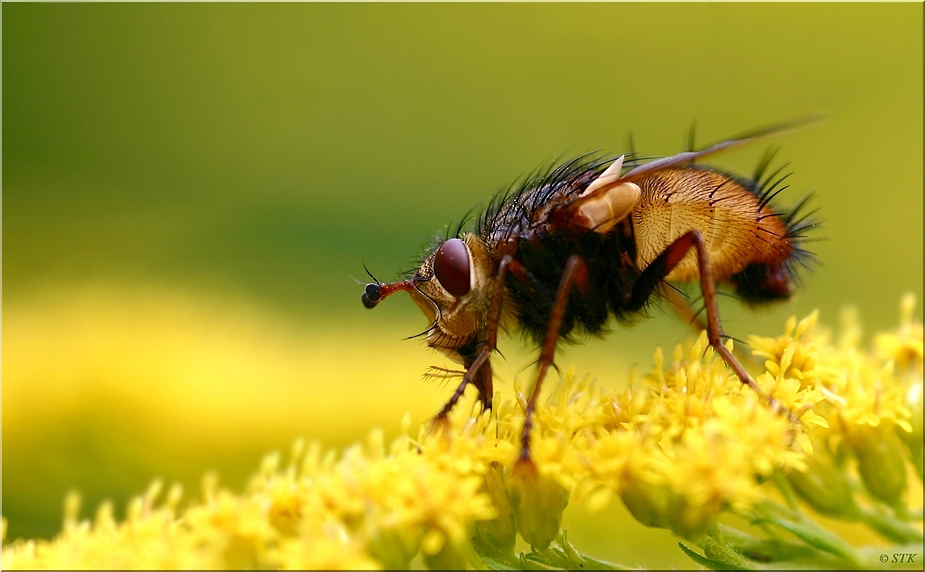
[4,296,922,569]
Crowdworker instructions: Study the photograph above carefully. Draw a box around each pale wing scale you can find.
[574,155,641,233]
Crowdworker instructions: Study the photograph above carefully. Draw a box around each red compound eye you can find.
[434,238,471,296]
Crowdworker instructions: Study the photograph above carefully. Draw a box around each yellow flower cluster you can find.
[750,295,921,512]
[3,297,922,569]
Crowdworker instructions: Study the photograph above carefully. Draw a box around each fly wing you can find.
[557,115,822,229]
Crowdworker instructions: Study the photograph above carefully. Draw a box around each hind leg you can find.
[628,230,794,419]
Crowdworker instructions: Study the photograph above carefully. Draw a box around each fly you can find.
[361,118,818,470]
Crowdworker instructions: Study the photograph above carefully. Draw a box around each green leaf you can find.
[678,541,744,571]
[753,515,859,564]
[480,551,527,571]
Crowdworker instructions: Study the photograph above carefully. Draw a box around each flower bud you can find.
[472,462,516,554]
[666,495,719,541]
[509,461,569,550]
[366,526,421,570]
[786,455,859,518]
[619,477,670,529]
[421,530,471,570]
[849,424,908,508]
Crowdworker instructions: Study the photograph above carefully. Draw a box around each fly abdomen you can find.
[630,167,794,288]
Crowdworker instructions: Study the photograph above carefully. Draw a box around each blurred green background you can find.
[3,3,922,567]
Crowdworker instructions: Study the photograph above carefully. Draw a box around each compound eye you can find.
[434,238,471,297]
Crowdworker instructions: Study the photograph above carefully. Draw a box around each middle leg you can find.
[517,254,590,469]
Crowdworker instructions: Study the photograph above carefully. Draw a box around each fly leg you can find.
[628,230,794,420]
[432,255,527,424]
[516,254,589,470]
[433,351,491,422]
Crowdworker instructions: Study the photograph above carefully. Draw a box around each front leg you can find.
[433,346,492,422]
[432,255,527,423]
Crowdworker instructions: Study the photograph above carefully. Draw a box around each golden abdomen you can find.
[631,168,791,283]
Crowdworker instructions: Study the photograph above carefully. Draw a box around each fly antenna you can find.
[363,262,381,284]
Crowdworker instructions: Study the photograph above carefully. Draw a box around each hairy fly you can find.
[361,119,817,469]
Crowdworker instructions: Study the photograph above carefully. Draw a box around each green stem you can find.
[771,472,800,512]
[859,506,924,544]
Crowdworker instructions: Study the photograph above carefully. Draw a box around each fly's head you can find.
[362,233,496,363]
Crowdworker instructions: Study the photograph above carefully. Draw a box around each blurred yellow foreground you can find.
[4,285,687,566]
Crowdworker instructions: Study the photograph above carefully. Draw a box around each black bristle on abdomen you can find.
[730,261,794,305]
